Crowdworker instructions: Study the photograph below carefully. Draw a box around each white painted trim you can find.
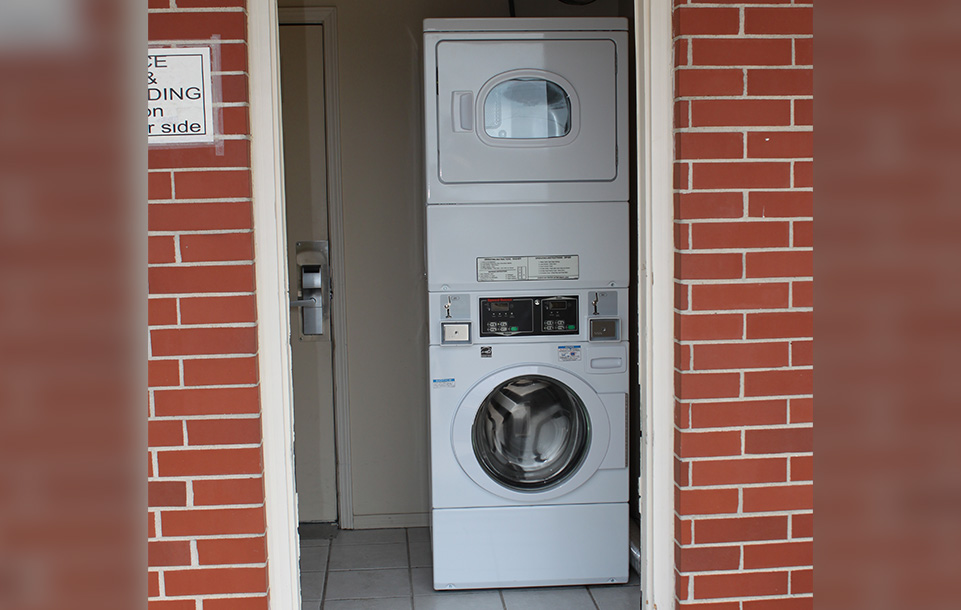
[248,3,300,610]
[636,0,676,608]
[277,5,354,533]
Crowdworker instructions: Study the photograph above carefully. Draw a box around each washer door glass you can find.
[483,78,572,140]
[472,375,590,491]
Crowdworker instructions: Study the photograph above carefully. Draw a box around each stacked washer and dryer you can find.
[423,18,630,590]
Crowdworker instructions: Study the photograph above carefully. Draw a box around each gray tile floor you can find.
[300,527,640,610]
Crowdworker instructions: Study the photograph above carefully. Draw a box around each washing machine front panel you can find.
[429,342,629,509]
[451,364,612,503]
[424,18,628,203]
[432,503,629,589]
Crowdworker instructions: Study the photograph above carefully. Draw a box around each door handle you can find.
[292,241,329,336]
[294,266,325,335]
[452,91,473,132]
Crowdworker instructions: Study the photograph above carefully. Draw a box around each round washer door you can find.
[451,364,611,502]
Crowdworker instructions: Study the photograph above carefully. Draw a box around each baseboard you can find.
[349,512,430,530]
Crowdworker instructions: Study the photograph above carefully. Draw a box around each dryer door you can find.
[434,38,618,186]
[451,365,611,502]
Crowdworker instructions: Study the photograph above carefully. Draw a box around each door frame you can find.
[636,0,676,607]
[249,2,675,608]
[249,4,351,608]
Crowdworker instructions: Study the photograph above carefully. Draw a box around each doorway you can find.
[250,2,676,607]
[277,7,353,528]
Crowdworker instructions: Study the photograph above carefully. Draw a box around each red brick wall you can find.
[148,2,267,608]
[673,0,813,607]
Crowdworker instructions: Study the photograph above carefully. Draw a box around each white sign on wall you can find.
[148,47,214,145]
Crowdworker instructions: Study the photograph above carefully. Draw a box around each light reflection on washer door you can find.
[472,375,590,491]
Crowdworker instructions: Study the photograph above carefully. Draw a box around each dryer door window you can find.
[472,375,590,491]
[483,78,572,140]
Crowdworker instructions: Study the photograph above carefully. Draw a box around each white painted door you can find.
[280,22,338,523]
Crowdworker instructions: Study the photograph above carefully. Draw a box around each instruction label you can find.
[558,346,582,362]
[148,47,214,144]
[432,378,456,389]
[477,255,579,282]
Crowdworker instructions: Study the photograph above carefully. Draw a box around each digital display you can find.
[479,296,577,337]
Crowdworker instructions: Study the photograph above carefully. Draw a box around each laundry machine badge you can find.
[558,345,582,362]
[480,346,492,358]
[432,378,456,389]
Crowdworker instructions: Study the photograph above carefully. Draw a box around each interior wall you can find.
[278,0,630,525]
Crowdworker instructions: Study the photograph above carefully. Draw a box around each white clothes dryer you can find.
[423,18,629,204]
[428,289,629,589]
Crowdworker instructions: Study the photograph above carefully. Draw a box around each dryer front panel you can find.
[435,39,616,186]
[423,20,628,204]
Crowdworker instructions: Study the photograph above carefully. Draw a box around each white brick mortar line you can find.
[149,231,254,237]
[674,485,813,495]
[683,156,813,163]
[150,415,262,423]
[149,475,264,483]
[149,535,267,543]
[148,323,257,330]
[678,274,814,282]
[674,308,812,315]
[681,339,812,346]
[149,382,259,389]
[156,442,263,451]
[153,506,266,515]
[149,197,251,204]
[151,7,245,13]
[149,38,247,45]
[169,166,251,172]
[672,450,811,461]
[148,260,255,268]
[681,508,812,520]
[149,291,253,298]
[674,365,813,375]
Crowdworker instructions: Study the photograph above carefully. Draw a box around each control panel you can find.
[479,296,578,337]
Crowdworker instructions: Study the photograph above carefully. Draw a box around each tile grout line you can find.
[587,586,603,610]
[406,527,415,610]
[319,538,333,610]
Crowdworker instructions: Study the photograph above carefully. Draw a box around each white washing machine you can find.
[423,18,629,204]
[428,289,629,589]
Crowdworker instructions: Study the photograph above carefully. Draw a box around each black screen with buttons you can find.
[479,296,578,337]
